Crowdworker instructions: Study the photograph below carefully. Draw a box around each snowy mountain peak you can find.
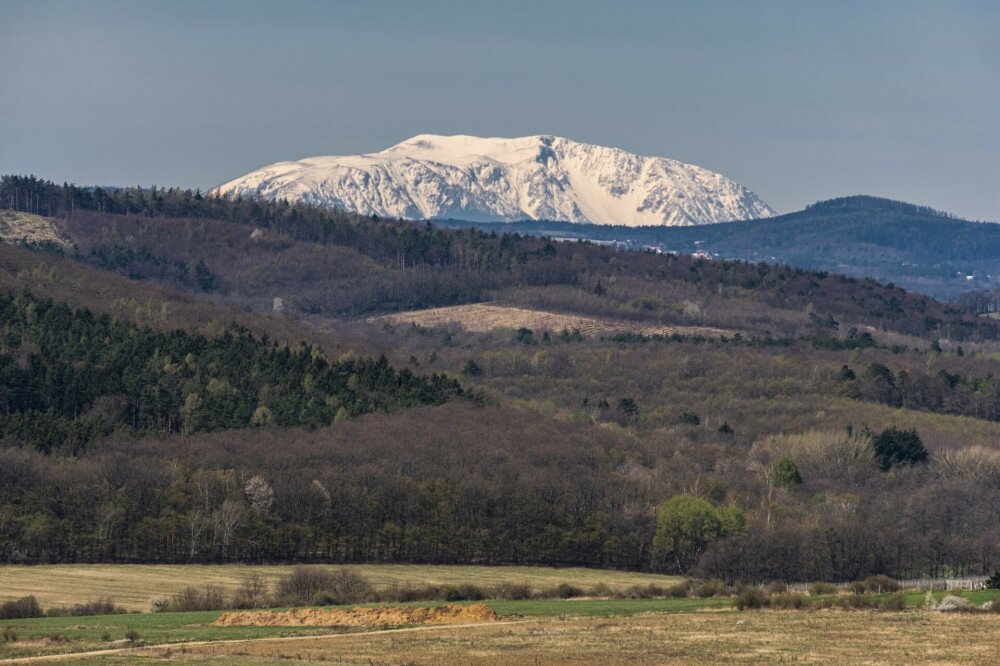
[212,135,774,226]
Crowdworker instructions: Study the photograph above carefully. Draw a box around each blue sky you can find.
[1,0,997,219]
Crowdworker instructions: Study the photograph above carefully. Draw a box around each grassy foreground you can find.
[84,610,1000,665]
[2,591,999,663]
[0,564,682,612]
[0,597,726,661]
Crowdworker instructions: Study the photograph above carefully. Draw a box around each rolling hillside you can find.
[3,176,1000,582]
[434,196,1000,298]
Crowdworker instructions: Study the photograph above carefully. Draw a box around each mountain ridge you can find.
[429,194,1000,298]
[212,134,774,227]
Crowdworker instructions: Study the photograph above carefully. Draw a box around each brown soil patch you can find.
[213,603,500,628]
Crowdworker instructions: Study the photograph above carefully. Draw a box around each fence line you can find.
[786,575,987,593]
[896,576,987,591]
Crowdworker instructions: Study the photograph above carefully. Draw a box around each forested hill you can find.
[3,176,997,343]
[433,196,1000,299]
[5,178,1000,578]
[0,291,463,453]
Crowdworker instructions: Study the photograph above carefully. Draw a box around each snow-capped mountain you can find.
[213,135,774,226]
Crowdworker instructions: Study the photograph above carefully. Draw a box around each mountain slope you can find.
[212,134,774,226]
[433,196,1000,298]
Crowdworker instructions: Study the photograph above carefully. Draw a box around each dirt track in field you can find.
[0,620,523,664]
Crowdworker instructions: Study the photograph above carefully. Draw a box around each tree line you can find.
[839,361,1000,423]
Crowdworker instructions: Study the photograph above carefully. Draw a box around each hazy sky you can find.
[2,0,998,219]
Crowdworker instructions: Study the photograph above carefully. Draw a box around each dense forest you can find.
[3,175,1000,582]
[0,291,462,453]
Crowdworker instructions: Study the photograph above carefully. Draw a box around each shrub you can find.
[849,581,867,595]
[882,591,907,611]
[203,584,224,610]
[0,596,42,620]
[647,584,667,597]
[491,581,532,601]
[817,595,870,610]
[872,427,927,471]
[666,582,691,598]
[536,582,584,599]
[590,583,613,598]
[46,598,126,617]
[168,587,202,612]
[514,327,534,344]
[734,588,770,610]
[439,583,486,602]
[693,578,728,598]
[166,584,227,612]
[766,581,788,594]
[773,457,803,488]
[232,572,270,609]
[380,583,442,603]
[985,570,1000,590]
[555,582,584,599]
[455,583,486,601]
[1,626,16,644]
[623,584,665,599]
[275,567,374,607]
[809,582,837,596]
[771,593,808,609]
[679,412,701,426]
[124,627,140,644]
[816,593,908,611]
[863,575,899,594]
[148,596,169,613]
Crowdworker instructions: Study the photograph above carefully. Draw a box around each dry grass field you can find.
[60,610,1000,665]
[0,564,682,612]
[0,210,72,249]
[371,303,731,337]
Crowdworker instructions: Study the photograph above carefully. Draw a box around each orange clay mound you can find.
[213,603,500,627]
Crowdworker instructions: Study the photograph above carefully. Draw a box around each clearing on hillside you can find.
[371,303,731,337]
[0,210,73,249]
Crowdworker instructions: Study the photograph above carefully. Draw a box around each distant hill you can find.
[2,176,996,342]
[433,196,1000,299]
